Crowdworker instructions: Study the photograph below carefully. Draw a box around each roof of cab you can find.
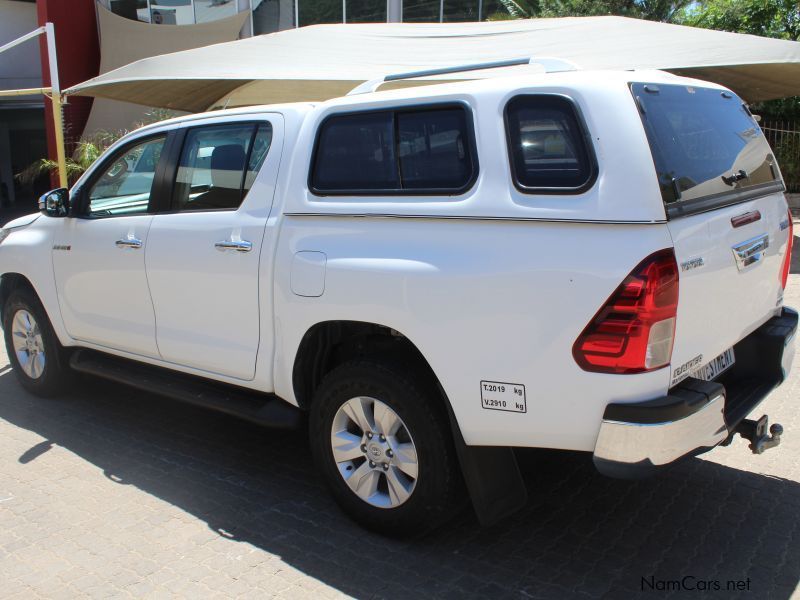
[134,101,318,135]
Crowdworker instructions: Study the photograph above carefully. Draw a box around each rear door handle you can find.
[115,237,143,249]
[732,233,769,270]
[215,240,253,253]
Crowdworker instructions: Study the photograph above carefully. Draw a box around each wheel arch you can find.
[292,318,529,527]
[0,273,38,324]
[291,320,449,415]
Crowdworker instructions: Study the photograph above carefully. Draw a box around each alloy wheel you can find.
[330,396,419,508]
[11,309,45,380]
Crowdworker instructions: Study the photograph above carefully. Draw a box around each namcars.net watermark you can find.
[642,576,752,592]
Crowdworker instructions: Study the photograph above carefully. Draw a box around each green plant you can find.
[774,135,800,192]
[15,133,119,186]
[15,108,176,186]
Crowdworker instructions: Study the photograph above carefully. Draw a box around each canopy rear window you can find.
[631,83,783,217]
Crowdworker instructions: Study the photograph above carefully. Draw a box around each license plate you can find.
[691,347,735,381]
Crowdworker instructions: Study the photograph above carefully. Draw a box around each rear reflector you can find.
[573,249,679,374]
[781,208,794,290]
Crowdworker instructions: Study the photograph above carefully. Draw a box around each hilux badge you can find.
[680,257,704,272]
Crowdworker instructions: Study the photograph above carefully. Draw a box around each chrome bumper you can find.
[594,307,797,479]
[593,380,728,478]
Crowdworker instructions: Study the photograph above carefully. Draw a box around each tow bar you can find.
[734,414,783,455]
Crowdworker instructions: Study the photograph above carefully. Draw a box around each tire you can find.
[309,360,461,536]
[2,288,72,397]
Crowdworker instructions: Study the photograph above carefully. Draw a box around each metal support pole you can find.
[0,23,68,188]
[387,0,401,22]
[50,93,68,189]
[44,22,68,189]
[0,87,52,97]
[0,26,46,54]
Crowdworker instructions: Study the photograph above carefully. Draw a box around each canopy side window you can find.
[504,94,597,195]
[309,103,478,197]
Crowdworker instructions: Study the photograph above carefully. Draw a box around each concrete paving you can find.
[1,223,799,599]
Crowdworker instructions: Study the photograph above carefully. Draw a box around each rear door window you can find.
[631,83,782,216]
[172,122,272,212]
[310,105,477,195]
[505,95,596,193]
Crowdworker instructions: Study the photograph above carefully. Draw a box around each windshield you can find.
[631,82,781,208]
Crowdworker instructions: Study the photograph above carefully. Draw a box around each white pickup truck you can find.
[0,65,796,535]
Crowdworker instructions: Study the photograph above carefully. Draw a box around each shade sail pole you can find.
[45,22,68,189]
[0,23,68,189]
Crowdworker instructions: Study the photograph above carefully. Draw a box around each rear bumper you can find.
[594,307,797,478]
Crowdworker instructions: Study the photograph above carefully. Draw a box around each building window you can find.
[252,0,296,34]
[150,0,195,25]
[402,0,440,22]
[194,0,238,23]
[298,0,341,26]
[481,0,515,20]
[442,0,479,22]
[109,0,151,22]
[106,0,247,26]
[347,0,387,23]
[400,1,484,23]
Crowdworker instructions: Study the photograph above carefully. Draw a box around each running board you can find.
[70,350,303,429]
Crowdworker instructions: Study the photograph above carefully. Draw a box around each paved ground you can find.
[1,226,799,599]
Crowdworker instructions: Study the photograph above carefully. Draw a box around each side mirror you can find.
[38,188,70,217]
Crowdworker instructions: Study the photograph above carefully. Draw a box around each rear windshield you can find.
[631,83,782,211]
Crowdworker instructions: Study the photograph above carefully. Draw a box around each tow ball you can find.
[733,414,783,455]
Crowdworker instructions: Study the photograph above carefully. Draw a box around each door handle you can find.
[116,237,143,249]
[732,233,769,270]
[215,240,253,253]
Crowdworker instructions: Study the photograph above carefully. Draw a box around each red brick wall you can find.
[36,0,100,185]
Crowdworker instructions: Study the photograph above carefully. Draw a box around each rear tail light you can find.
[780,208,794,290]
[573,249,679,374]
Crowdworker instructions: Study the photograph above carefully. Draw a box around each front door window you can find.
[87,136,166,217]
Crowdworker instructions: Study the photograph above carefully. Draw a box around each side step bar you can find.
[70,350,303,429]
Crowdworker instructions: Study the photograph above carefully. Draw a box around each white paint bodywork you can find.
[0,70,791,453]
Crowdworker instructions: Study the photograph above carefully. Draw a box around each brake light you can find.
[780,209,794,290]
[573,249,679,374]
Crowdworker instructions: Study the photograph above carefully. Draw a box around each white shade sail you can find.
[66,16,800,112]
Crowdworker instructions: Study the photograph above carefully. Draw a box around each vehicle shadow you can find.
[1,370,797,599]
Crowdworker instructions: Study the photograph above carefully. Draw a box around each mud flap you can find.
[447,410,528,527]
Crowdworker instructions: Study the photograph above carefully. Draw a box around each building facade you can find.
[99,0,514,33]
